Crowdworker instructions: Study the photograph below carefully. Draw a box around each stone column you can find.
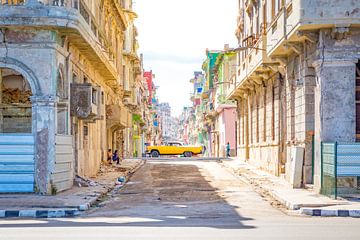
[31,95,56,195]
[303,65,316,184]
[312,59,357,192]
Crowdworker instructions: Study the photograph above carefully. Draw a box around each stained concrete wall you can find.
[0,29,57,194]
[313,29,360,192]
[60,42,113,178]
[233,0,360,192]
[0,27,115,192]
[238,77,282,175]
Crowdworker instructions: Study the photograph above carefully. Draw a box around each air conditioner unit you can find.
[70,83,102,120]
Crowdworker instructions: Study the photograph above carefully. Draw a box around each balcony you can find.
[106,104,130,129]
[225,34,271,100]
[266,0,360,56]
[238,35,269,83]
[0,0,126,87]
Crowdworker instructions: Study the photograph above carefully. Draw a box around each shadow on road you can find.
[0,162,256,230]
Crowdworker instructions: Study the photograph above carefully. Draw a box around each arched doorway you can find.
[0,67,34,193]
[0,68,32,133]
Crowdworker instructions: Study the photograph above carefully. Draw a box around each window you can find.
[122,36,126,51]
[56,70,65,99]
[250,102,253,144]
[122,65,127,88]
[83,125,88,136]
[256,97,259,143]
[272,84,275,141]
[73,0,79,9]
[92,88,97,104]
[242,100,245,145]
[57,105,69,135]
[263,88,267,142]
[72,73,79,83]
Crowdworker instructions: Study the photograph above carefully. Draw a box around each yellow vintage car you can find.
[146,141,203,157]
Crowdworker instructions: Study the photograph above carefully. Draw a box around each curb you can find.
[301,208,360,218]
[220,160,360,217]
[77,160,146,211]
[219,161,292,209]
[0,160,145,219]
[266,189,299,210]
[0,209,80,218]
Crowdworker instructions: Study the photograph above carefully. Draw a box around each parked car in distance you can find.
[146,141,203,157]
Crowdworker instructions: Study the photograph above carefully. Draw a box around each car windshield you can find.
[166,142,182,146]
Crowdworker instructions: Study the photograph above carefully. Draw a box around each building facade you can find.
[143,70,162,146]
[0,0,143,194]
[158,102,178,142]
[197,50,237,158]
[227,0,360,192]
[183,51,238,157]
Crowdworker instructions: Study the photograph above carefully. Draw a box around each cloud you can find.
[134,0,238,116]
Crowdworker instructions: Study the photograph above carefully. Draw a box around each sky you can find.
[134,0,238,117]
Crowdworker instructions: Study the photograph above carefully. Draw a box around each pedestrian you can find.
[107,149,112,165]
[112,150,120,165]
[226,142,230,158]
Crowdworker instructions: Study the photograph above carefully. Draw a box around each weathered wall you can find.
[313,29,360,191]
[64,43,112,178]
[52,135,74,193]
[0,29,57,194]
[283,44,316,184]
[238,77,282,175]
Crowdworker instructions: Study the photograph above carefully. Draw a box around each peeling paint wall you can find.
[0,28,56,194]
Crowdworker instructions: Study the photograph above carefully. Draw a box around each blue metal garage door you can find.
[0,134,35,193]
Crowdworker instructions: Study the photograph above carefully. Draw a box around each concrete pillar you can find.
[303,65,316,184]
[31,95,56,195]
[312,59,357,192]
[245,93,250,160]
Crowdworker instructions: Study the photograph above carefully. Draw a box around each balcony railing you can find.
[1,0,118,71]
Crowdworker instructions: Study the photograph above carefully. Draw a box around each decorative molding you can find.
[297,31,318,43]
[331,25,350,41]
[284,42,303,55]
[0,57,41,94]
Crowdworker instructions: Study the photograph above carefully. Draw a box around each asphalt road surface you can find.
[1,160,360,240]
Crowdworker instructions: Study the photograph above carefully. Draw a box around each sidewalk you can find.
[220,158,360,217]
[0,159,144,218]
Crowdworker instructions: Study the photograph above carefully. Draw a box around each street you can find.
[0,159,359,240]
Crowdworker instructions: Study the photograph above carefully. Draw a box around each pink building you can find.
[144,71,154,105]
[212,106,237,157]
